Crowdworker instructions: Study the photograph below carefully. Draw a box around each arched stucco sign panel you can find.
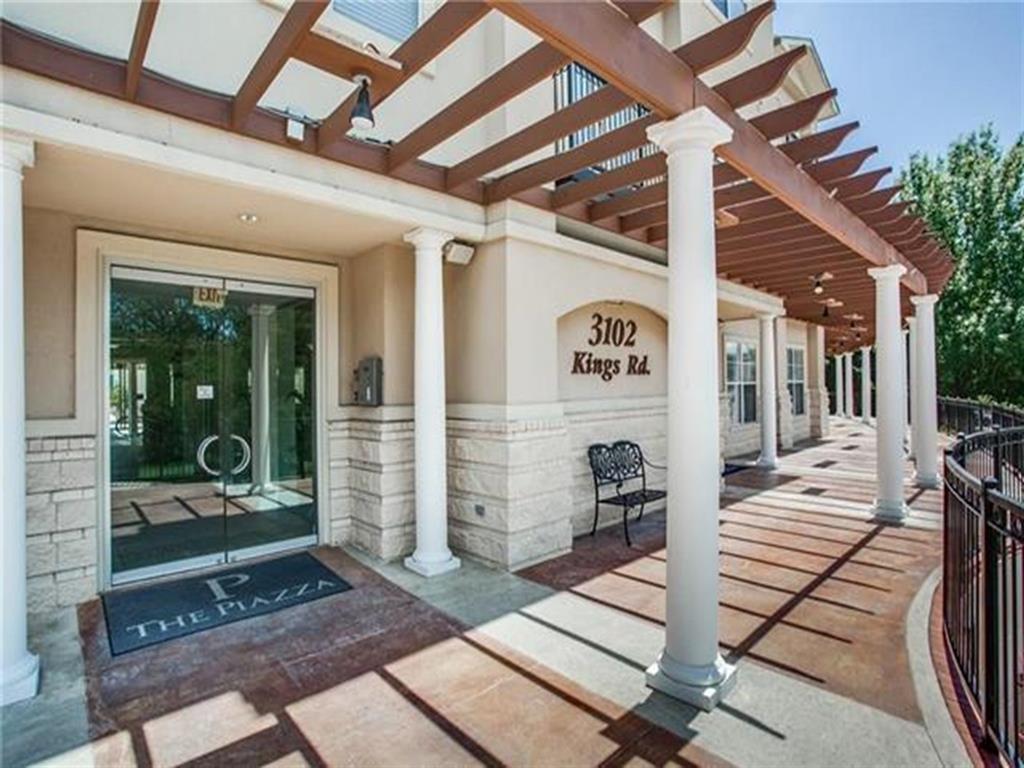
[557,301,667,401]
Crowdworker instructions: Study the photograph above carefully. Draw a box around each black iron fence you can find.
[939,396,1024,434]
[940,397,1024,767]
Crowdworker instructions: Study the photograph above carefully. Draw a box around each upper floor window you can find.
[726,341,757,425]
[333,0,418,42]
[711,0,746,19]
[787,347,806,416]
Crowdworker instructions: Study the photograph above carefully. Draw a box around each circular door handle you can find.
[196,434,252,477]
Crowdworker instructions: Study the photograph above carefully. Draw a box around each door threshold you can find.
[110,536,318,589]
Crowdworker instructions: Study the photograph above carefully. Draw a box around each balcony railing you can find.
[939,397,1024,767]
[552,63,662,191]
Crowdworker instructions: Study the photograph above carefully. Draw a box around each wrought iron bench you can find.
[587,441,666,546]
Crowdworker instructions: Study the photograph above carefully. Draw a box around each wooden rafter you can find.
[318,1,491,150]
[747,89,836,140]
[481,0,929,292]
[589,126,859,221]
[445,1,774,190]
[713,46,807,108]
[292,33,403,89]
[232,0,328,129]
[125,0,159,100]
[388,1,666,173]
[485,115,658,203]
[389,44,567,172]
[0,20,487,204]
[554,90,846,217]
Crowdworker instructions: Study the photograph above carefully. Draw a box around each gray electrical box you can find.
[354,356,383,406]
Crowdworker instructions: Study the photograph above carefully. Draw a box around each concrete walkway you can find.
[1,420,970,767]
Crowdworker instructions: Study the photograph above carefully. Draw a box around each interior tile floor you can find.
[1,420,971,768]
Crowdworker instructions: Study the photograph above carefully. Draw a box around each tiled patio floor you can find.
[4,420,969,767]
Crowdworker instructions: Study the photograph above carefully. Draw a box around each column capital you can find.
[403,227,452,251]
[646,107,733,156]
[867,263,907,282]
[0,134,34,174]
[910,294,939,307]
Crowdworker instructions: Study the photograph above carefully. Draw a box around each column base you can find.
[404,553,461,578]
[913,472,941,490]
[1,652,40,706]
[755,455,778,470]
[645,653,737,712]
[869,500,912,524]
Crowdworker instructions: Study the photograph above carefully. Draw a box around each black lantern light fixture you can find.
[350,74,374,133]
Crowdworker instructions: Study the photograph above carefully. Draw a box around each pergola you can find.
[0,0,948,711]
[1,0,951,349]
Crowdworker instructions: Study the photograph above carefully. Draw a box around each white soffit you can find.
[1,0,137,59]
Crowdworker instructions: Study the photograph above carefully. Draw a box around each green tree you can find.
[900,126,1024,406]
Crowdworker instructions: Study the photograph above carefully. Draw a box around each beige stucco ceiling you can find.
[24,143,410,260]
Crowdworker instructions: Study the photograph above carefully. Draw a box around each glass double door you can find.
[108,267,317,583]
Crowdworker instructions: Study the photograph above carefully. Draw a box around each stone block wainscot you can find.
[25,437,98,613]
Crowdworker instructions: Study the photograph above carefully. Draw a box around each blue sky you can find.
[773,1,1024,176]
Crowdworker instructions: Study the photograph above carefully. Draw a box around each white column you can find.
[404,228,460,577]
[249,305,275,490]
[906,320,918,459]
[1,135,39,705]
[843,352,855,419]
[808,325,829,438]
[911,296,940,488]
[645,107,736,711]
[833,355,844,417]
[757,313,778,469]
[869,265,910,521]
[774,317,793,450]
[860,346,872,423]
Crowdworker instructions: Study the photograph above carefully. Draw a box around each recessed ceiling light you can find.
[238,212,260,224]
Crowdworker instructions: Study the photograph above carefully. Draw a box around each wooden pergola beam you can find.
[565,90,847,219]
[232,0,328,129]
[318,1,491,150]
[485,115,659,203]
[747,89,836,140]
[859,202,911,226]
[292,33,403,89]
[488,1,696,118]
[825,167,891,198]
[626,163,887,235]
[0,20,491,206]
[446,1,773,190]
[491,52,826,207]
[714,46,807,109]
[390,44,567,172]
[389,1,666,173]
[126,0,159,100]
[551,154,664,209]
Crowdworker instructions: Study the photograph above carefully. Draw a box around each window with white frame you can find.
[725,341,757,424]
[787,347,806,416]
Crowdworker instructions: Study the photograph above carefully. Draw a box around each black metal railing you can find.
[941,398,1024,767]
[552,63,662,187]
[939,396,1024,434]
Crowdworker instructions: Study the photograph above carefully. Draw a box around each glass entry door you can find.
[108,267,317,583]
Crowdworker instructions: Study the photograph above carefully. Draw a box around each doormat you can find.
[101,552,351,655]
